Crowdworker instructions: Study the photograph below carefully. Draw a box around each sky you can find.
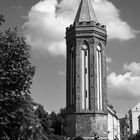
[0,0,140,117]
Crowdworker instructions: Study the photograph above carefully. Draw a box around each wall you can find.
[132,111,140,134]
[108,112,113,140]
[129,103,140,135]
[108,107,120,140]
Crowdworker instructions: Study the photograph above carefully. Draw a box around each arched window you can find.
[96,43,102,110]
[81,43,89,110]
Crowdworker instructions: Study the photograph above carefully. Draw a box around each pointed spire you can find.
[74,0,98,23]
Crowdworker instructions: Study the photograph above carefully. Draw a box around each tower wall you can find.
[76,113,108,139]
[66,16,108,140]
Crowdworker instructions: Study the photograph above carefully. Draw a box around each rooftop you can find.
[74,0,98,23]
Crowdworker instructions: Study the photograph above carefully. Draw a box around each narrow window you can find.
[96,44,102,110]
[71,47,74,105]
[81,44,89,110]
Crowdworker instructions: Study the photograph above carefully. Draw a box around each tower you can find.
[65,0,108,139]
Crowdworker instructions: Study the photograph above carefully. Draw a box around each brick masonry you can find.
[65,21,108,140]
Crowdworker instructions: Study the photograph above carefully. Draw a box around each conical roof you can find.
[74,0,98,23]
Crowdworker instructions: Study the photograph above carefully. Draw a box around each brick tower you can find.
[65,0,108,139]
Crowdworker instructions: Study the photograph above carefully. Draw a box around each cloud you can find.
[23,0,137,56]
[92,0,137,40]
[124,62,140,76]
[107,62,140,99]
[23,0,71,56]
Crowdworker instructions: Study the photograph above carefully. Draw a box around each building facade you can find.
[108,106,120,140]
[128,103,140,135]
[65,0,108,139]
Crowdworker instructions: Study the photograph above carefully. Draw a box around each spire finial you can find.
[74,0,98,23]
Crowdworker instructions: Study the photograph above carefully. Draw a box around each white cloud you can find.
[92,0,137,40]
[23,0,71,56]
[108,62,140,98]
[23,0,137,56]
[124,62,140,76]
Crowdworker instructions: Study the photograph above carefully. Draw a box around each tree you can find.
[0,17,47,140]
[50,108,66,136]
[0,14,5,25]
[35,104,52,135]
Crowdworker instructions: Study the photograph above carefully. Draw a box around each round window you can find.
[97,45,102,51]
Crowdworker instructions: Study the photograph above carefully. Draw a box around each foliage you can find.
[35,104,52,135]
[0,14,5,25]
[35,105,68,138]
[0,16,68,140]
[128,132,140,140]
[73,136,84,140]
[0,18,47,140]
[49,134,66,140]
[50,108,66,136]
